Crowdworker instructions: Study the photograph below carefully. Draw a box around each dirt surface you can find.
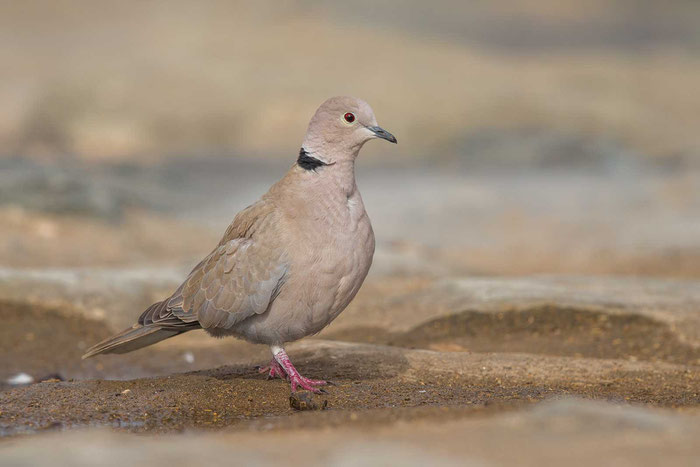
[1,276,699,444]
[2,338,699,438]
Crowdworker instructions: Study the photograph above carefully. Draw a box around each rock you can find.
[38,373,65,383]
[289,391,328,411]
[6,373,33,386]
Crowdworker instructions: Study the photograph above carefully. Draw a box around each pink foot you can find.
[258,359,287,381]
[288,373,328,393]
[272,346,328,393]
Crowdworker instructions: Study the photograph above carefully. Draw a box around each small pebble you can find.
[289,391,328,411]
[38,373,65,383]
[7,373,34,385]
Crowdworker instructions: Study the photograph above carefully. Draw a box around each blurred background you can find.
[1,0,699,278]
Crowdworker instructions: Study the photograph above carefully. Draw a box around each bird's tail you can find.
[82,324,182,359]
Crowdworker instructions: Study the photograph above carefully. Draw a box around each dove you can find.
[83,96,397,392]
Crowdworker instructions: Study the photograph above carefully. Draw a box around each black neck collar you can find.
[297,148,330,171]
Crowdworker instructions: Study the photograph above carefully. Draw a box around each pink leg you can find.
[258,358,287,380]
[271,346,327,393]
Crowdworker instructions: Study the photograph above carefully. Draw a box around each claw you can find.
[258,359,288,381]
[289,375,327,393]
[270,347,330,393]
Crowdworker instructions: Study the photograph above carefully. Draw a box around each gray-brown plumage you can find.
[83,96,397,392]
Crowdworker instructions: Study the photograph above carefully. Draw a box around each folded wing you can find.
[140,200,288,331]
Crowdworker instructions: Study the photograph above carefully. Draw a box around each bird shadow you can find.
[198,345,410,382]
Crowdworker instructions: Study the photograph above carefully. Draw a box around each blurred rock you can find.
[1,398,698,466]
[0,158,143,219]
[449,129,642,173]
[6,373,33,386]
[2,155,700,278]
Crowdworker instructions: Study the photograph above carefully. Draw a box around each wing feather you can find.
[137,199,287,331]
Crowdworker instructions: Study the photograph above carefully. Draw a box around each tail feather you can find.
[82,325,181,359]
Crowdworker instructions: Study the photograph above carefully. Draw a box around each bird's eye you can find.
[344,112,355,123]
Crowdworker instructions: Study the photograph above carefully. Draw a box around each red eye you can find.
[344,112,355,123]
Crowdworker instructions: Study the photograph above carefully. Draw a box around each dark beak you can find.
[367,126,397,144]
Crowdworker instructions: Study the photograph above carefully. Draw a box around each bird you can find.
[83,96,397,392]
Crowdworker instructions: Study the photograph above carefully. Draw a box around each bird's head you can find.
[301,96,396,163]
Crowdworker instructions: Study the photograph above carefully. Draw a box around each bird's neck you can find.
[296,147,357,196]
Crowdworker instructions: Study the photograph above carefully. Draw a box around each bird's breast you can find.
[236,181,375,344]
[281,188,374,328]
